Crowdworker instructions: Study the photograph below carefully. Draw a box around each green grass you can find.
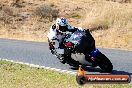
[0,60,132,88]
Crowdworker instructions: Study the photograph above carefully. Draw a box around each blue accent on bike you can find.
[89,49,99,57]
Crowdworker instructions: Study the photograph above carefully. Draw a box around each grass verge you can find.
[0,60,132,88]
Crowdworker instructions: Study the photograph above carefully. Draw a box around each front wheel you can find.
[94,52,113,73]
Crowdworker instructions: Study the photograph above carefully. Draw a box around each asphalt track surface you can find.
[0,38,132,78]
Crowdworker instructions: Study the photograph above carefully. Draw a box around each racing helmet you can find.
[56,17,68,32]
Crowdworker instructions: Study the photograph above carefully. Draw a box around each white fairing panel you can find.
[71,53,92,65]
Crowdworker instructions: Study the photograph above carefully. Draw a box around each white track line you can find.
[0,59,77,75]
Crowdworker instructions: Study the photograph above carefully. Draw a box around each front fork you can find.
[85,49,99,65]
[89,49,99,60]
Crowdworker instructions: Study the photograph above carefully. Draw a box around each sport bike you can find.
[48,29,113,73]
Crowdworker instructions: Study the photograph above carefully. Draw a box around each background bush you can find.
[34,4,59,21]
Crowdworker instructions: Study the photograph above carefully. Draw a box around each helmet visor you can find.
[59,25,68,32]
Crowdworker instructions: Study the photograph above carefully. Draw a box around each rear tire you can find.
[65,56,81,68]
[95,52,113,73]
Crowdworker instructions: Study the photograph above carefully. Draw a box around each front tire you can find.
[95,52,113,73]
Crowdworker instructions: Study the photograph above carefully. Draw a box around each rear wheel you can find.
[95,52,113,73]
[65,56,81,68]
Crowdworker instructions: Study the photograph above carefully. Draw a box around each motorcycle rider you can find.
[47,17,84,64]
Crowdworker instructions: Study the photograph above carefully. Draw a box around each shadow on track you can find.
[71,66,132,77]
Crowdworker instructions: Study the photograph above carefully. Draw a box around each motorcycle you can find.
[48,29,113,73]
